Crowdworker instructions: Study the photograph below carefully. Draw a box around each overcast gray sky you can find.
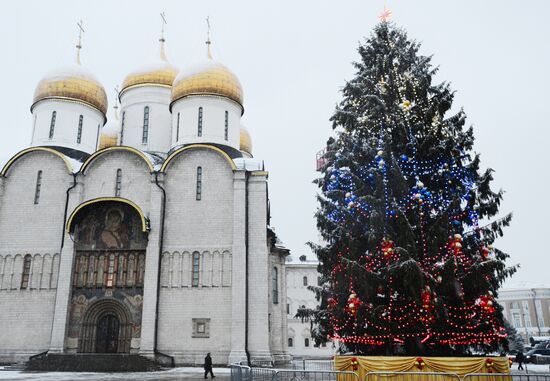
[1,1,548,287]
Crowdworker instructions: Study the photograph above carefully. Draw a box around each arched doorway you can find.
[78,298,132,353]
[96,313,119,353]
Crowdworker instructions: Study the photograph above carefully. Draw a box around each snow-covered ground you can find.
[0,366,230,381]
[511,364,550,374]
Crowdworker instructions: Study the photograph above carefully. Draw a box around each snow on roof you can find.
[501,282,550,290]
[233,157,263,171]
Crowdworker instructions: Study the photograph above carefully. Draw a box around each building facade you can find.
[497,285,550,344]
[0,34,290,366]
[286,259,335,358]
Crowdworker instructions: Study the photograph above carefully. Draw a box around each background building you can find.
[497,284,550,344]
[286,257,335,358]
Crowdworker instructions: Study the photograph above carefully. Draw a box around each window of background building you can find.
[523,301,532,327]
[535,300,545,327]
[303,276,308,286]
[304,338,310,347]
[287,303,290,315]
[288,338,293,347]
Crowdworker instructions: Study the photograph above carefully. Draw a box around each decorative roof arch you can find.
[80,146,154,174]
[160,144,236,172]
[66,197,148,234]
[0,147,74,176]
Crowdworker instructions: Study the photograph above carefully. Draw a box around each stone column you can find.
[49,176,83,353]
[278,255,291,362]
[247,172,273,365]
[139,173,164,357]
[228,170,247,364]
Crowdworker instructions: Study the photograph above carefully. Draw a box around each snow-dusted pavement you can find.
[0,367,230,381]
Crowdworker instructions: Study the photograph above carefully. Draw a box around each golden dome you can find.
[120,39,178,97]
[240,127,252,155]
[97,106,120,150]
[120,62,178,94]
[98,133,118,150]
[32,64,108,115]
[171,60,244,111]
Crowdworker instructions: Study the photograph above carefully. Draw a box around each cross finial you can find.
[159,12,168,61]
[378,5,392,23]
[76,20,85,65]
[206,16,212,59]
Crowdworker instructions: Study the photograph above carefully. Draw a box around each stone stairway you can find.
[22,353,164,372]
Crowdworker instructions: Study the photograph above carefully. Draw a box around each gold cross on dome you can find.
[378,5,392,22]
[76,20,85,64]
[160,12,167,41]
[206,16,212,59]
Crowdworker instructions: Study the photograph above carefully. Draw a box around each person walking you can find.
[204,352,215,379]
[516,351,525,371]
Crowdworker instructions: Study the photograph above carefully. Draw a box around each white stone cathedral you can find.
[0,29,291,366]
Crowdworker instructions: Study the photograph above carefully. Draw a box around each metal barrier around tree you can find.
[274,369,360,381]
[303,359,335,371]
[364,371,461,381]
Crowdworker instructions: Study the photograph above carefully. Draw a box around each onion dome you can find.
[32,64,108,115]
[119,37,178,97]
[98,105,121,150]
[171,35,243,111]
[240,126,252,155]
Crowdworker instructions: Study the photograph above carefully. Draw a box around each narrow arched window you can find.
[95,124,101,149]
[272,267,279,304]
[198,107,203,137]
[21,255,32,289]
[288,338,293,347]
[304,338,310,347]
[176,112,181,142]
[303,276,308,286]
[34,170,43,204]
[76,115,83,143]
[115,169,122,197]
[224,110,229,140]
[196,166,202,200]
[120,111,126,145]
[192,252,200,287]
[48,111,56,139]
[142,106,150,144]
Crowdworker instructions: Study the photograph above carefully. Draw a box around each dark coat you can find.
[204,354,213,369]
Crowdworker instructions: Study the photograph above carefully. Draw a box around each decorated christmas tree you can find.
[310,19,517,355]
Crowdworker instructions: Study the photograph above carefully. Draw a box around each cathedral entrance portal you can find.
[96,313,119,353]
[67,199,149,354]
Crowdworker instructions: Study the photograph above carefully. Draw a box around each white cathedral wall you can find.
[162,149,234,248]
[0,152,67,361]
[31,100,104,154]
[170,96,241,150]
[157,149,235,363]
[119,87,172,153]
[0,152,70,253]
[81,150,152,209]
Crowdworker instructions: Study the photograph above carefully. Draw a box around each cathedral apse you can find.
[67,201,148,353]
